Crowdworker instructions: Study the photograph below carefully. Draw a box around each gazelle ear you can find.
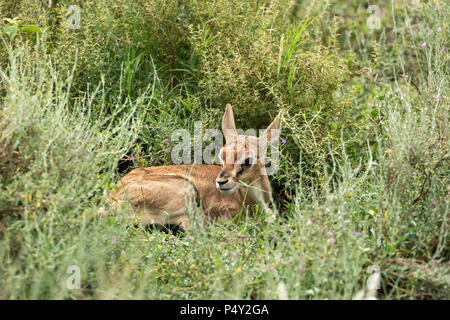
[260,109,283,144]
[222,104,237,143]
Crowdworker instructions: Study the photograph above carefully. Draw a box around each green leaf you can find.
[3,25,18,39]
[21,25,42,33]
[328,122,338,130]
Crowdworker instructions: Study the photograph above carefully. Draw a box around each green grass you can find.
[0,0,448,299]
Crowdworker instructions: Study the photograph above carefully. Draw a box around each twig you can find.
[412,156,449,204]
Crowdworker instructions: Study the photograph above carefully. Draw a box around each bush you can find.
[189,1,348,126]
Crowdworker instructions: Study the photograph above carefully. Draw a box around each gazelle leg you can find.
[248,185,276,223]
[172,214,191,232]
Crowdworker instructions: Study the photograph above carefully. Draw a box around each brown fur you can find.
[101,104,283,231]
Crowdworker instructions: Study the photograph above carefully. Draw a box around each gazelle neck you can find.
[258,166,272,203]
[245,165,272,207]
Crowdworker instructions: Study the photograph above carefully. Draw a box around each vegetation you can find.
[0,0,448,299]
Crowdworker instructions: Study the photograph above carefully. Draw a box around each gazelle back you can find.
[101,104,283,231]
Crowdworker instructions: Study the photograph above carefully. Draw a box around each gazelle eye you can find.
[243,157,253,168]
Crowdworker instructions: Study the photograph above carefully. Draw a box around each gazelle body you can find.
[102,104,282,231]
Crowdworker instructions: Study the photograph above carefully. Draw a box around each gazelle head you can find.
[216,104,283,197]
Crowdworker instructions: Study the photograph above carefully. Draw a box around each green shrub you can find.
[188,0,349,126]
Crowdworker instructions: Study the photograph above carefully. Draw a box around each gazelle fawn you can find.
[101,104,283,231]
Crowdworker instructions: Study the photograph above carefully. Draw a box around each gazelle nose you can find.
[216,179,229,186]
